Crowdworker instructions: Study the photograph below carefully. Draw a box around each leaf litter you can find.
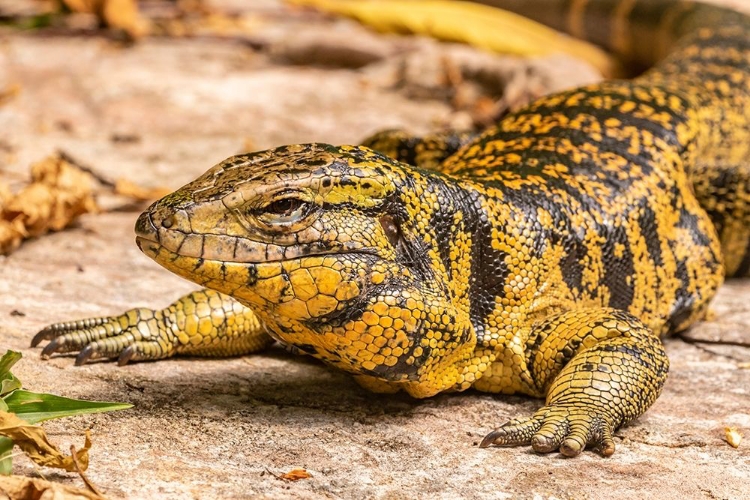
[0,152,173,255]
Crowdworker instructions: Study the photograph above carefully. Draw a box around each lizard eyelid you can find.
[252,192,317,227]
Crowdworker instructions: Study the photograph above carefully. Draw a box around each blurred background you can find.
[0,0,605,191]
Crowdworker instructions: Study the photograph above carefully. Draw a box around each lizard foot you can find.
[32,290,273,366]
[32,308,166,366]
[479,403,616,457]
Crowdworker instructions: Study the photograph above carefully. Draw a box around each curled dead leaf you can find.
[724,427,742,448]
[0,154,98,255]
[280,468,312,481]
[60,0,146,38]
[0,475,102,500]
[0,411,91,472]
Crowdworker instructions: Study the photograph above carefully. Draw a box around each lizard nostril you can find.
[161,215,175,229]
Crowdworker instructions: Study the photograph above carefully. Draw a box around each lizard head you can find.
[135,143,476,395]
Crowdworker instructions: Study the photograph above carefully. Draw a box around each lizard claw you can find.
[480,404,617,457]
[117,345,137,366]
[31,327,54,348]
[75,345,96,366]
[41,337,70,358]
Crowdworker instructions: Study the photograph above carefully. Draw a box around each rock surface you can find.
[0,1,749,499]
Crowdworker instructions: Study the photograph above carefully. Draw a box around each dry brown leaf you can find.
[0,182,12,206]
[114,178,172,202]
[280,468,312,481]
[0,85,20,108]
[158,12,262,39]
[724,427,742,448]
[0,411,91,472]
[0,475,102,500]
[0,222,22,255]
[0,154,98,255]
[60,0,146,38]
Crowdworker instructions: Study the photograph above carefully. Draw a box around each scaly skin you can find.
[33,0,750,456]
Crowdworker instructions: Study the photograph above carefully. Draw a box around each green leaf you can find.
[4,390,132,425]
[0,351,22,378]
[0,13,56,31]
[0,437,12,476]
[0,375,22,398]
[0,351,23,398]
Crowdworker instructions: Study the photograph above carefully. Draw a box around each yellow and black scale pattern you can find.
[33,0,750,456]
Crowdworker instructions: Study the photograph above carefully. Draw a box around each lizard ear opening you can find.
[379,214,402,248]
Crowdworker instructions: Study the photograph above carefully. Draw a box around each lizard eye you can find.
[266,198,304,217]
[254,194,314,226]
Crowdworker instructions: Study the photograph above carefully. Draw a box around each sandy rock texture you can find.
[1,1,749,499]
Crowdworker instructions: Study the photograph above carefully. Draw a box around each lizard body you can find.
[33,0,750,456]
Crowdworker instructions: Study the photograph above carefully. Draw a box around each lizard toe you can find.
[482,403,619,457]
[534,405,617,457]
[118,341,173,366]
[73,330,141,365]
[32,317,111,347]
[479,413,544,448]
[531,418,570,453]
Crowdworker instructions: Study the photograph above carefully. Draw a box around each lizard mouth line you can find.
[135,235,384,264]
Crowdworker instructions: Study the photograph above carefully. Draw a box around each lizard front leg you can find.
[480,308,668,457]
[32,289,273,365]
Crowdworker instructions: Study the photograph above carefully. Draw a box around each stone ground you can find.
[1,1,749,499]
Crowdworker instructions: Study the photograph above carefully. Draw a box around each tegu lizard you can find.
[32,0,750,457]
